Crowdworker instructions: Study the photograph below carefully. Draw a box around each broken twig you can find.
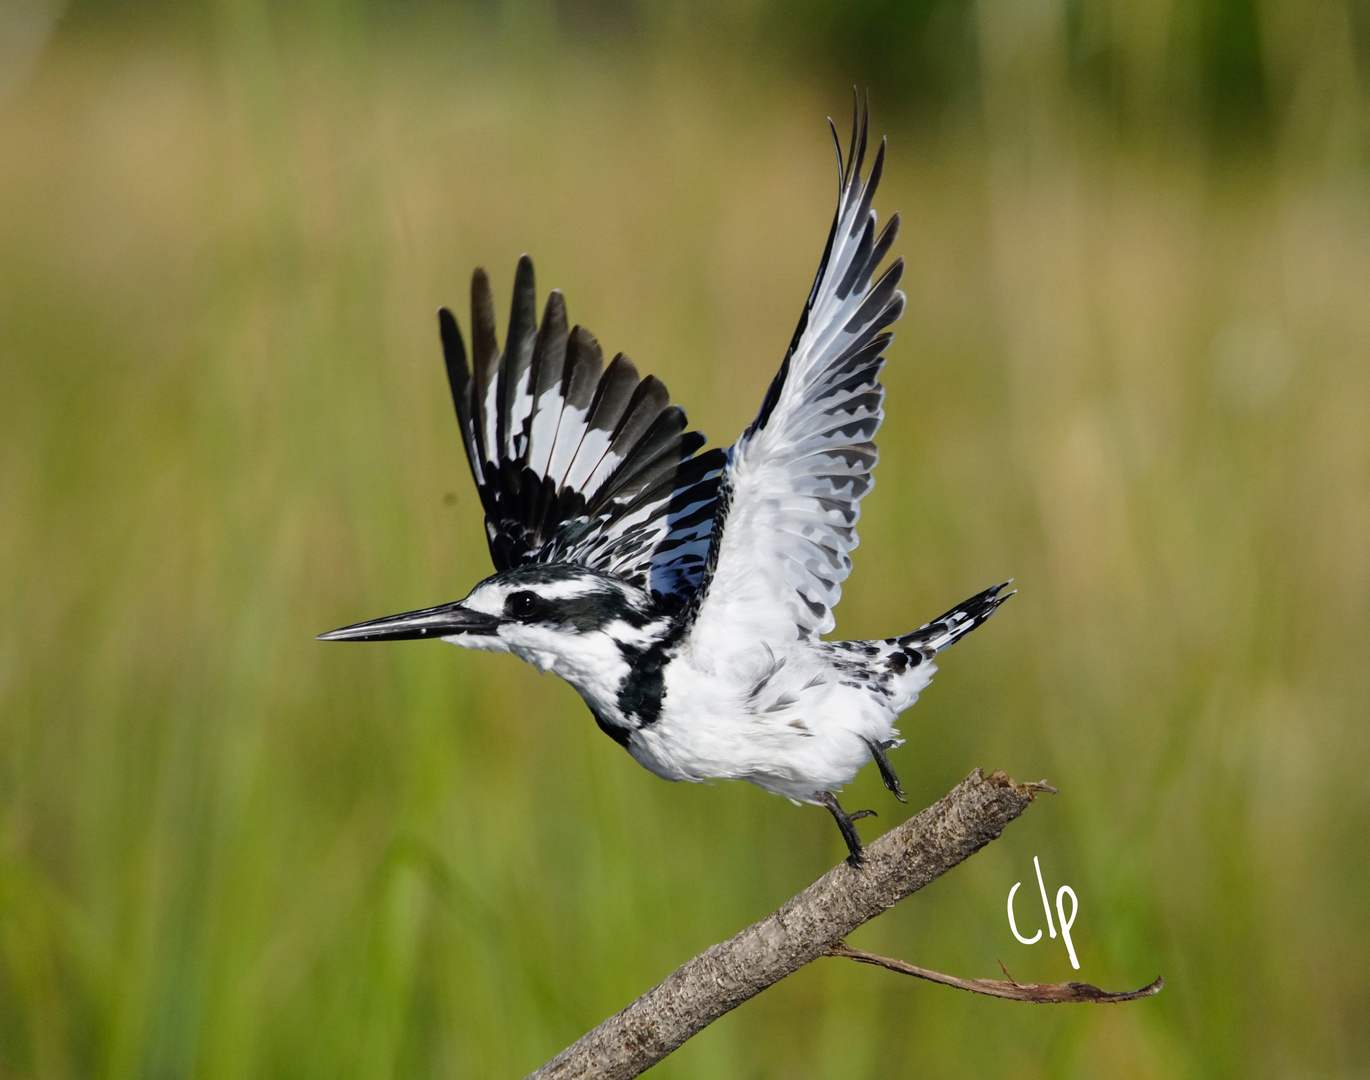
[825,941,1163,1003]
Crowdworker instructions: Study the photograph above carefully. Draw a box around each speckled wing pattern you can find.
[687,102,905,645]
[440,257,725,609]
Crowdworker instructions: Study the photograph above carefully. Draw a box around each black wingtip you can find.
[437,305,462,346]
[510,256,536,313]
[846,90,859,187]
[852,98,869,188]
[438,305,486,492]
[438,307,468,388]
[827,116,843,190]
[509,257,536,315]
[499,254,540,458]
[470,267,497,356]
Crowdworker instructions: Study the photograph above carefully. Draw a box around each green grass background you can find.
[1,1,1368,1076]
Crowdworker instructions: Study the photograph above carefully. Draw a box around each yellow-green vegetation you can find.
[1,3,1367,1076]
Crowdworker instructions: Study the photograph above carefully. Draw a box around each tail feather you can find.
[899,580,1014,654]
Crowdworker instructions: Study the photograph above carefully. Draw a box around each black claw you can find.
[815,790,873,866]
[863,736,907,803]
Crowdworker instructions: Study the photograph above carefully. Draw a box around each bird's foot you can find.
[862,737,907,803]
[814,790,877,866]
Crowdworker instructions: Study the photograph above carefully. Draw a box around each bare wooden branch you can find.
[525,768,1053,1080]
[825,942,1164,1003]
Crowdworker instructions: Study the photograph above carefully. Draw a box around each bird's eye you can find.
[507,591,539,620]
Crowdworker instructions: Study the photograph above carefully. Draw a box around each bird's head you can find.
[318,564,668,677]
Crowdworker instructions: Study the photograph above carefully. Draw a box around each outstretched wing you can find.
[440,257,725,609]
[686,101,904,647]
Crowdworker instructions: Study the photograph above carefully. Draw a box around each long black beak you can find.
[317,602,500,642]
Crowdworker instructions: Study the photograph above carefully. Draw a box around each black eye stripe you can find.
[497,582,656,632]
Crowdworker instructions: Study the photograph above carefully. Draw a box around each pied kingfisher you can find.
[320,103,1011,864]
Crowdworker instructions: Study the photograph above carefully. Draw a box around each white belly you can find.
[625,643,933,803]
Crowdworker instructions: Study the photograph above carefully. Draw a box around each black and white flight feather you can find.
[440,261,726,611]
[321,101,1012,865]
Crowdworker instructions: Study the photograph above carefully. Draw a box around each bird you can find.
[320,101,1012,865]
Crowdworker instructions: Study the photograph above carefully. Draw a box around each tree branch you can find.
[525,768,1068,1080]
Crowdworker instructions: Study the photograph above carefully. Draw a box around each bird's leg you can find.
[814,790,877,866]
[862,737,907,803]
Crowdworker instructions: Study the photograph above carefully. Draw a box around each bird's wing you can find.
[440,257,726,609]
[685,102,904,647]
